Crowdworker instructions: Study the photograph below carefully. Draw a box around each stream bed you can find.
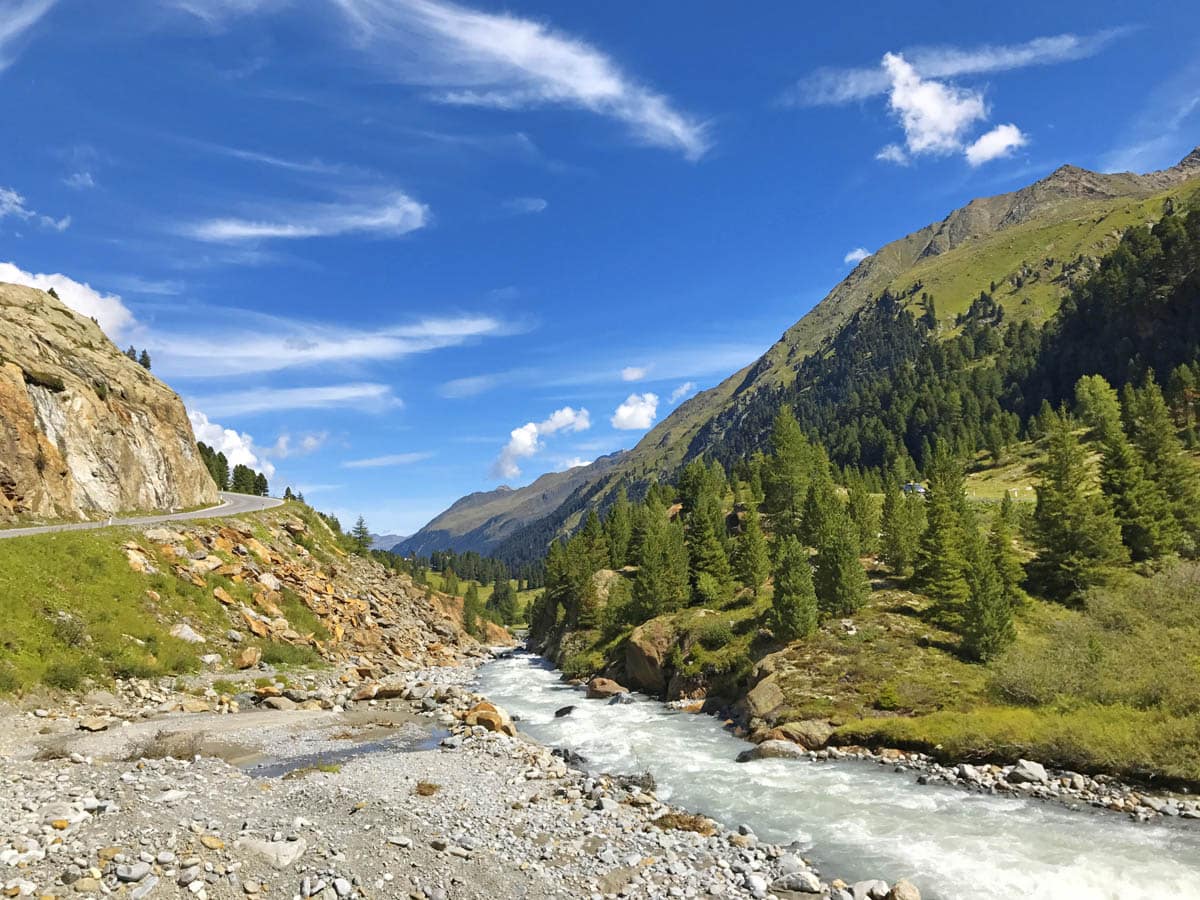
[477,651,1200,900]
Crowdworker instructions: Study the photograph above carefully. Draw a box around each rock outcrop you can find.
[0,283,217,522]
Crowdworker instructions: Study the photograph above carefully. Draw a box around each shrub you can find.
[43,657,85,690]
[695,618,734,651]
[259,642,322,668]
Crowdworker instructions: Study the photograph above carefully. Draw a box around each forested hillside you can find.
[522,204,1200,782]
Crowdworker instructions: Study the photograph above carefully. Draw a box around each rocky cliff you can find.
[0,282,217,522]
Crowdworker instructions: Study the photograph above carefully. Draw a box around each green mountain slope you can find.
[413,148,1200,564]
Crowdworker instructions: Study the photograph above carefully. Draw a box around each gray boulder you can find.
[1008,758,1049,784]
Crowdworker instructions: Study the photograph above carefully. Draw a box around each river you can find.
[476,651,1200,900]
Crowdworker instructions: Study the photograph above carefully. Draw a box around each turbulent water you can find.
[477,651,1200,900]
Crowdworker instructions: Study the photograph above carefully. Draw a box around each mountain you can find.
[415,148,1200,564]
[371,533,409,551]
[0,283,218,523]
[397,452,626,557]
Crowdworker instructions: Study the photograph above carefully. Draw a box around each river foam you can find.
[477,651,1200,900]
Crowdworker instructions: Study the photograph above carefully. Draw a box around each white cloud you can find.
[504,196,547,214]
[875,144,909,165]
[0,0,56,71]
[787,30,1128,106]
[439,373,502,398]
[188,382,400,417]
[611,392,658,430]
[669,381,696,403]
[965,123,1028,166]
[152,311,509,377]
[621,365,648,382]
[0,261,135,339]
[270,431,328,458]
[492,405,590,479]
[843,247,870,265]
[557,456,591,471]
[188,409,276,478]
[63,171,95,190]
[184,191,428,242]
[333,0,710,159]
[169,0,282,26]
[342,451,433,468]
[1100,59,1200,173]
[0,185,70,231]
[882,52,987,157]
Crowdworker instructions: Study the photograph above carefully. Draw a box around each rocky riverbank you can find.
[0,655,919,900]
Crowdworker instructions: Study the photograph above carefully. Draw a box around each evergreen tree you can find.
[488,578,519,625]
[733,502,770,596]
[604,488,634,567]
[769,535,818,641]
[230,464,256,494]
[1077,375,1177,560]
[962,509,1014,661]
[253,472,269,497]
[763,407,813,541]
[913,444,971,626]
[845,471,879,555]
[443,568,460,597]
[991,494,1026,604]
[632,499,689,619]
[1124,374,1200,553]
[1031,408,1127,598]
[879,478,924,576]
[798,451,837,547]
[687,509,734,604]
[138,349,151,370]
[812,507,870,617]
[462,582,485,638]
[283,486,294,501]
[350,516,372,554]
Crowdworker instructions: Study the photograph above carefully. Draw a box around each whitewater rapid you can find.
[476,651,1200,900]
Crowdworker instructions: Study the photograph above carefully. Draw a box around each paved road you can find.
[0,492,284,540]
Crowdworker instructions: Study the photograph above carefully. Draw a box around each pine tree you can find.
[462,582,485,638]
[632,499,689,619]
[283,486,295,501]
[879,478,924,576]
[961,509,1014,661]
[991,494,1026,603]
[1124,375,1200,553]
[687,510,733,604]
[1032,408,1127,598]
[253,472,268,496]
[604,488,634,568]
[763,407,813,541]
[798,453,837,547]
[488,578,519,625]
[443,568,460,597]
[138,350,151,370]
[230,464,256,494]
[1076,375,1177,560]
[769,535,817,641]
[734,503,770,596]
[913,444,971,626]
[813,506,869,617]
[350,516,372,554]
[845,471,879,555]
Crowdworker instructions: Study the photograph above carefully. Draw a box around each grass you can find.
[414,780,440,796]
[0,529,226,692]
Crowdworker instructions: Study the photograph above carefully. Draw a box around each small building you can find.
[901,481,928,497]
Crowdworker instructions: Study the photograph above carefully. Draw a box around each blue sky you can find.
[2,0,1198,534]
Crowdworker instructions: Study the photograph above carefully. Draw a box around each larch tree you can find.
[770,535,818,641]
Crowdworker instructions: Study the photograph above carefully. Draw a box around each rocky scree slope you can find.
[438,149,1200,564]
[0,283,217,524]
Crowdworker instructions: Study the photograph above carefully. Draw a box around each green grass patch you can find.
[258,641,323,669]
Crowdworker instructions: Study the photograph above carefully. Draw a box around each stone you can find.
[852,879,890,900]
[736,740,807,763]
[116,862,152,882]
[263,696,297,711]
[585,677,629,700]
[234,647,262,669]
[72,879,102,894]
[887,880,921,900]
[199,836,225,851]
[77,717,110,732]
[554,705,576,718]
[1009,759,1049,784]
[234,838,307,870]
[213,587,236,606]
[170,623,205,644]
[769,719,835,750]
[772,871,821,893]
[625,620,675,695]
[742,674,786,721]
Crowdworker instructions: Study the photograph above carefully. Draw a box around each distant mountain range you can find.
[371,533,409,552]
[403,147,1200,564]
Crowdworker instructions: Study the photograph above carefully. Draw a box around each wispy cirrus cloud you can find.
[151,308,512,377]
[183,191,428,242]
[669,381,696,403]
[333,0,710,160]
[785,30,1129,107]
[0,185,69,231]
[0,0,56,71]
[187,382,400,417]
[503,196,548,215]
[1101,57,1200,173]
[342,451,433,468]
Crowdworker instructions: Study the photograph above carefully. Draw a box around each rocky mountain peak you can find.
[1179,146,1200,170]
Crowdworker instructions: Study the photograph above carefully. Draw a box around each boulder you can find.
[736,740,807,763]
[586,677,629,700]
[554,705,576,718]
[851,880,890,900]
[887,880,921,900]
[772,871,821,893]
[743,675,786,722]
[170,623,205,644]
[1009,759,1049,784]
[769,719,835,750]
[234,647,262,669]
[235,838,307,870]
[625,620,675,695]
[263,696,297,711]
[465,701,516,736]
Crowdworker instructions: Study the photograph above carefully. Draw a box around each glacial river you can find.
[476,651,1200,900]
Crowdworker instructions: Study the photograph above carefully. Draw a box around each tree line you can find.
[197,442,269,496]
